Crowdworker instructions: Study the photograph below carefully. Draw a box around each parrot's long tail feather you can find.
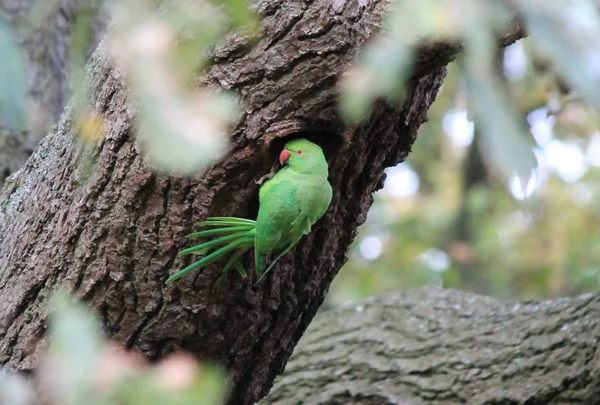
[205,217,256,224]
[194,217,256,228]
[185,225,254,239]
[166,217,256,285]
[179,231,250,255]
[166,237,253,284]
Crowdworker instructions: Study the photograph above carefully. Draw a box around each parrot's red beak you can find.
[279,149,291,165]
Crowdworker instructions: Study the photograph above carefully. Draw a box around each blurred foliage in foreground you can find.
[0,0,258,176]
[0,295,227,405]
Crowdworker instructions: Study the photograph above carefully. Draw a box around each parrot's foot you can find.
[212,261,248,292]
[255,172,274,185]
[255,162,279,185]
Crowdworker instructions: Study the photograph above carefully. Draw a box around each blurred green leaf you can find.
[48,294,103,405]
[135,89,236,175]
[107,0,250,175]
[0,371,33,405]
[113,357,227,405]
[0,16,28,130]
[339,40,413,123]
[42,292,229,405]
[517,0,600,109]
[214,0,259,33]
[464,34,537,183]
[70,3,96,98]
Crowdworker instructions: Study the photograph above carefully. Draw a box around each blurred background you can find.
[333,39,600,304]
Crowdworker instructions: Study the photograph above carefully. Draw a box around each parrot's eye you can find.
[296,150,303,155]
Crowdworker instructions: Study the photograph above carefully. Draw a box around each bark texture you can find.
[0,1,524,404]
[0,0,107,186]
[264,287,600,405]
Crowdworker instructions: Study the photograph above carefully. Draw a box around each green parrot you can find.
[165,138,332,287]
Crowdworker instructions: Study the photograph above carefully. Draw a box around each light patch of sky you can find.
[442,108,474,147]
[503,41,527,81]
[419,248,450,272]
[527,107,555,145]
[542,140,588,183]
[382,163,419,199]
[509,173,539,200]
[583,47,600,82]
[367,202,398,224]
[509,108,590,200]
[586,132,600,166]
[508,149,548,200]
[386,80,591,203]
[359,236,383,261]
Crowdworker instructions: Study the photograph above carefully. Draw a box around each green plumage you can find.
[166,138,332,287]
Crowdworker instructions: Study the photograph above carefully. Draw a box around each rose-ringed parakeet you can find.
[165,138,332,287]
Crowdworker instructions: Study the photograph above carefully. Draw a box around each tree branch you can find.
[264,287,600,404]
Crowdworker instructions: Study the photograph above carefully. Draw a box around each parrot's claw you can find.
[255,162,279,185]
[255,172,274,185]
[212,272,229,292]
[234,262,247,278]
[211,260,247,291]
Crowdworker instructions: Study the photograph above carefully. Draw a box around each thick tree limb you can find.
[265,288,600,404]
[0,1,524,404]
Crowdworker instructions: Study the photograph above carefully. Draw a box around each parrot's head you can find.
[279,138,328,175]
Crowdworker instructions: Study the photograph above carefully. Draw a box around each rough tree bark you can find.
[0,1,524,404]
[264,288,600,404]
[0,0,106,186]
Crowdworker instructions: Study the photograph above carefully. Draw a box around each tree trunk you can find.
[0,0,107,186]
[264,287,600,404]
[0,1,524,404]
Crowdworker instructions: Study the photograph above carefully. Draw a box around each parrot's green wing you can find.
[254,173,332,282]
[254,179,302,278]
[264,182,331,281]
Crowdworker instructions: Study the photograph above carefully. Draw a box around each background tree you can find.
[336,38,600,303]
